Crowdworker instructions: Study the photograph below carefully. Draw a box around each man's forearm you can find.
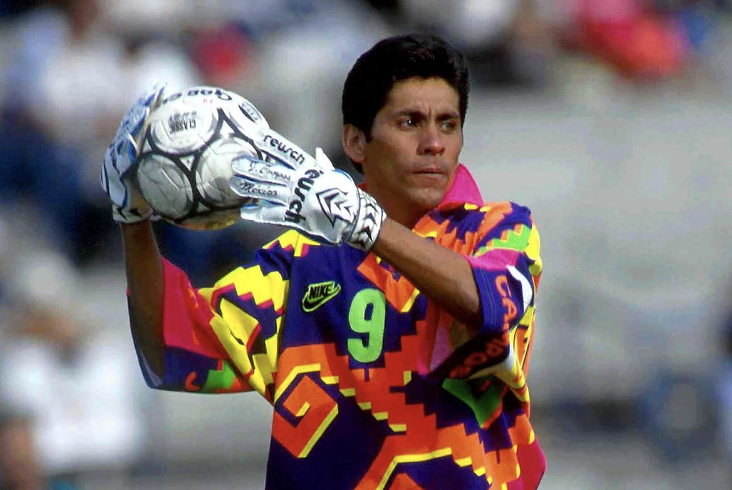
[121,221,165,378]
[370,218,482,329]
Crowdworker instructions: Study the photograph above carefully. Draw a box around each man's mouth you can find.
[413,163,447,175]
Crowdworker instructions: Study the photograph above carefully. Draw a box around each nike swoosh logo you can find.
[302,281,342,312]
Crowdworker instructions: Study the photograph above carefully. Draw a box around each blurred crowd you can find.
[1,0,731,489]
[0,0,726,274]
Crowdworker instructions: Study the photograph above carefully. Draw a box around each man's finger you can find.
[232,155,293,186]
[239,201,288,225]
[250,128,318,170]
[230,175,288,205]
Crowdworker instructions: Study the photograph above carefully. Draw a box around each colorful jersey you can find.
[134,165,545,489]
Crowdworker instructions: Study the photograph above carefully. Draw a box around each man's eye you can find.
[398,119,415,128]
[442,120,458,131]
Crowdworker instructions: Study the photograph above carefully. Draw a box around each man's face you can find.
[358,77,463,226]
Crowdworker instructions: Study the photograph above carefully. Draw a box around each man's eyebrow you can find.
[391,108,426,117]
[436,110,460,120]
[390,108,460,119]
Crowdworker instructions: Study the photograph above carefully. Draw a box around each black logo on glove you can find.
[316,188,355,226]
[263,134,306,165]
[284,169,322,224]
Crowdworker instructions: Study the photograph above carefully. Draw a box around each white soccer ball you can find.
[135,86,269,230]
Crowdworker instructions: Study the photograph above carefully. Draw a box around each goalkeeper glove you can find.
[230,145,386,251]
[100,83,168,224]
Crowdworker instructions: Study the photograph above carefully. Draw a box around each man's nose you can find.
[417,124,445,156]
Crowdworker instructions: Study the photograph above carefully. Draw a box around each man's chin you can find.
[409,188,446,213]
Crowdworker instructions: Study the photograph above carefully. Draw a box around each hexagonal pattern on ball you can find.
[136,153,193,220]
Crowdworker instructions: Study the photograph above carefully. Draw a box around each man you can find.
[0,414,44,490]
[103,34,545,489]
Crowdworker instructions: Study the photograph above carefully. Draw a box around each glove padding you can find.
[230,146,386,251]
[100,83,168,224]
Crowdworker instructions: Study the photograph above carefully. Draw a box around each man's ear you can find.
[342,124,366,165]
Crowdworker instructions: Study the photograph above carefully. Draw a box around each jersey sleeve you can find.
[429,202,542,404]
[133,230,306,401]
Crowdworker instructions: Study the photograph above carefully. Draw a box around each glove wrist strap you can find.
[112,205,153,225]
[346,189,386,251]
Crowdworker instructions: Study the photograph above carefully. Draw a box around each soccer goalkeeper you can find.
[103,34,545,489]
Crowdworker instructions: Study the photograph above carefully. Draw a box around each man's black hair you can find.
[341,33,470,172]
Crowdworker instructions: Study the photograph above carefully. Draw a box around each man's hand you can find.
[230,146,386,251]
[100,83,168,224]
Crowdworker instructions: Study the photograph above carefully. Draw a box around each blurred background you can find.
[1,0,731,489]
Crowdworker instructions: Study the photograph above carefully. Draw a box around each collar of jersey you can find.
[436,163,483,206]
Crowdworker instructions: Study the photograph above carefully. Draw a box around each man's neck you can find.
[371,191,429,230]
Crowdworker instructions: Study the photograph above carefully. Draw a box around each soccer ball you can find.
[135,86,269,230]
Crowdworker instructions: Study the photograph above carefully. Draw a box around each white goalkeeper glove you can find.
[230,144,386,251]
[100,83,168,224]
